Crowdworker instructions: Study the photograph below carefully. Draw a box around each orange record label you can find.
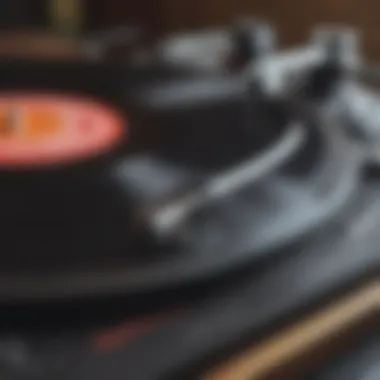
[0,93,126,167]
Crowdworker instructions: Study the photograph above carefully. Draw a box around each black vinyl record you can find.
[0,59,366,301]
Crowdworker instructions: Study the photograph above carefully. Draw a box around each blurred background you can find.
[1,0,380,57]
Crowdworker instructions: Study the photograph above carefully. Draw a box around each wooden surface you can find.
[202,281,379,380]
[0,31,81,60]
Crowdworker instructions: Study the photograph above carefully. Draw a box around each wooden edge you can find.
[202,281,380,380]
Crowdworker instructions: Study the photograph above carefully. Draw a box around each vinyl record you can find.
[0,60,365,301]
[0,98,364,300]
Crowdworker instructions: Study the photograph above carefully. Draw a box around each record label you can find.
[0,93,126,168]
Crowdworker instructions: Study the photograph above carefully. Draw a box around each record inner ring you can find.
[0,93,126,168]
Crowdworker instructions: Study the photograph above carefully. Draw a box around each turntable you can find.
[0,20,378,380]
